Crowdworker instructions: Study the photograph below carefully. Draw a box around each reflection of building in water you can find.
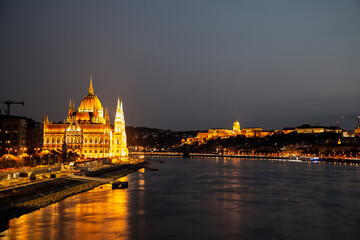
[43,74,128,158]
[6,184,129,239]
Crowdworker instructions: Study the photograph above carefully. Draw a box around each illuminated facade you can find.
[355,127,360,136]
[43,75,128,158]
[185,119,275,145]
[186,119,242,144]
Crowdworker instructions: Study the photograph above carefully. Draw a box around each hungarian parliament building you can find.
[43,75,128,159]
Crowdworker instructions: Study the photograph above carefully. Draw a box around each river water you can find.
[2,157,360,240]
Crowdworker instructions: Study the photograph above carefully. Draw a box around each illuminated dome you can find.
[78,94,103,112]
[233,119,241,132]
[78,76,103,113]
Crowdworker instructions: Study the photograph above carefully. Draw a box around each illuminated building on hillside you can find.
[43,75,128,159]
[186,119,244,144]
[185,119,275,145]
[355,127,360,136]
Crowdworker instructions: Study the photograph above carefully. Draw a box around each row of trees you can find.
[0,151,80,169]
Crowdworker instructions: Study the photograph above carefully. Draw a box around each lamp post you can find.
[20,147,27,156]
[6,147,12,155]
[34,147,40,156]
[4,156,8,172]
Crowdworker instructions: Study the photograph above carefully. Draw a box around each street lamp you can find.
[20,147,27,156]
[6,148,12,155]
[34,147,40,156]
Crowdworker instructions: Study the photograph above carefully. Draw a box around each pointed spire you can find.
[89,73,94,94]
[105,107,109,123]
[68,99,72,117]
[115,97,125,124]
[46,115,49,124]
[116,97,121,111]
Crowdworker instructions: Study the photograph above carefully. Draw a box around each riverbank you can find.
[130,152,360,164]
[0,161,148,222]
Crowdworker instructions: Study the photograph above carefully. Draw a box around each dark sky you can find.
[1,0,359,130]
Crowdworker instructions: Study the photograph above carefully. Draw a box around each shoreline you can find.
[131,152,360,164]
[0,161,148,223]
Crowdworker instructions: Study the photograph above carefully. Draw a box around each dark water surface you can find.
[2,158,360,240]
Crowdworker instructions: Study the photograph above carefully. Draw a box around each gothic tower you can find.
[113,98,129,158]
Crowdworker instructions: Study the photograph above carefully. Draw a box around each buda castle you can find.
[185,119,270,145]
[43,75,128,159]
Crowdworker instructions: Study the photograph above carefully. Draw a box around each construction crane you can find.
[1,101,24,115]
[342,116,360,128]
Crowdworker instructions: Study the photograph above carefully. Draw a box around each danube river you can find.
[2,157,360,240]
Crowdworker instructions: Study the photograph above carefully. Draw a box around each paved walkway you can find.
[66,174,112,183]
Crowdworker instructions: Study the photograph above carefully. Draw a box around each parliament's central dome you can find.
[78,76,103,113]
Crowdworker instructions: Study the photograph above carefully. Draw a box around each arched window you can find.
[51,137,55,144]
[46,137,49,144]
[84,137,87,144]
[116,138,119,144]
[95,137,98,144]
[105,137,108,144]
[100,137,103,144]
[56,137,60,144]
[90,137,93,144]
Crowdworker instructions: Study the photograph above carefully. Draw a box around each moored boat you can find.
[112,181,128,189]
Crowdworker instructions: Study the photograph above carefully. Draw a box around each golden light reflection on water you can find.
[3,175,132,240]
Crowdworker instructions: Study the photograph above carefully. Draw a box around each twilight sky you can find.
[0,0,359,130]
